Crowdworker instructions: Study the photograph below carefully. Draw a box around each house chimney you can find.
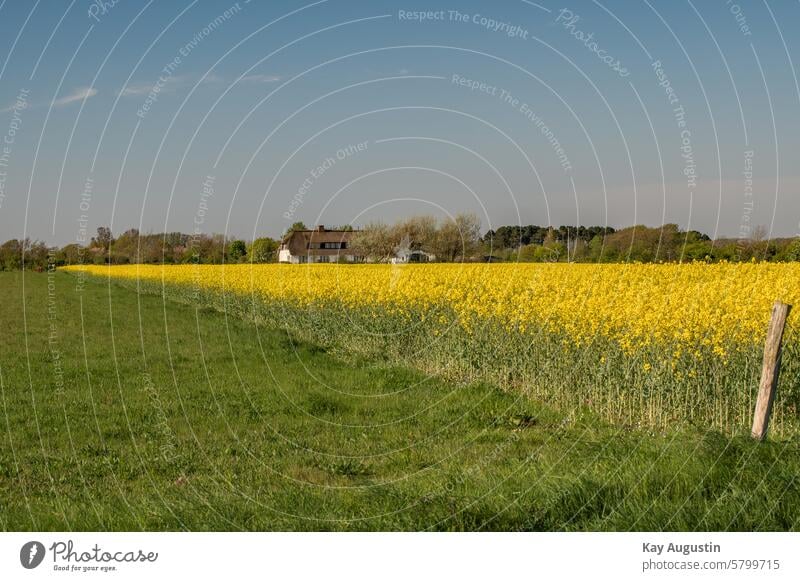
[317,225,325,232]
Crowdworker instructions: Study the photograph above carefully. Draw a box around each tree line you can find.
[350,214,482,262]
[352,218,800,263]
[2,219,799,271]
[486,223,800,263]
[0,228,280,272]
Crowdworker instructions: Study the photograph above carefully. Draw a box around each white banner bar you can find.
[1,532,797,580]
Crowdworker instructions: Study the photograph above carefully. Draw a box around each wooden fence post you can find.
[751,301,792,441]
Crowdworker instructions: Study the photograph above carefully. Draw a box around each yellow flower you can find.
[62,262,800,362]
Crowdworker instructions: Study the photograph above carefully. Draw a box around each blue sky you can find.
[1,0,798,244]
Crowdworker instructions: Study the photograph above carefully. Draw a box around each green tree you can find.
[285,222,307,236]
[58,243,84,265]
[25,240,50,271]
[0,239,23,270]
[784,239,800,261]
[681,241,713,262]
[91,227,114,252]
[227,239,247,262]
[248,237,279,263]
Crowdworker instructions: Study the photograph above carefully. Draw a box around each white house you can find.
[389,248,436,264]
[278,226,362,264]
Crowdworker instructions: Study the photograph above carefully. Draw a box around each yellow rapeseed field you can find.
[64,262,800,434]
[65,262,799,355]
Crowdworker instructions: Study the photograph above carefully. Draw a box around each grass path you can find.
[0,271,798,530]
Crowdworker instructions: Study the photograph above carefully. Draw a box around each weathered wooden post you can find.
[751,301,792,441]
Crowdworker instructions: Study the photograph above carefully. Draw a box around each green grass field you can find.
[1,271,798,531]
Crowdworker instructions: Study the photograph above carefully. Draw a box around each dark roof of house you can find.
[282,228,361,256]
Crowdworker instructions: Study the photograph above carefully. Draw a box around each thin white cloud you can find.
[117,82,153,97]
[240,74,281,83]
[118,74,220,98]
[201,72,225,84]
[52,87,97,107]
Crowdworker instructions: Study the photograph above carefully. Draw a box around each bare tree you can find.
[434,213,482,262]
[350,222,395,262]
[391,215,437,252]
[751,225,768,243]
